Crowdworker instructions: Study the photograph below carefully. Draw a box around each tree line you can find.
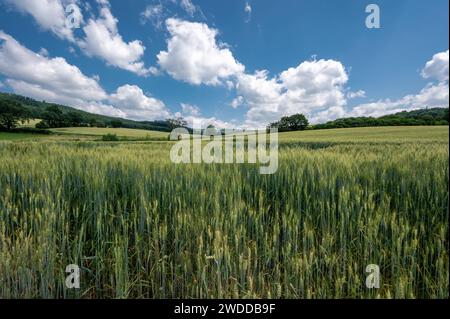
[267,108,448,132]
[33,105,133,129]
[0,102,190,132]
[0,100,124,130]
[1,94,448,133]
[0,92,173,132]
[313,108,449,130]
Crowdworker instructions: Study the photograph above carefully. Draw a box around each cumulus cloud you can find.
[156,19,352,127]
[5,0,151,76]
[349,50,449,118]
[157,18,245,85]
[3,0,80,42]
[181,103,201,116]
[79,5,150,76]
[421,50,449,82]
[190,117,237,130]
[176,103,236,129]
[0,31,169,120]
[154,18,354,127]
[0,31,106,103]
[237,50,449,127]
[349,82,449,118]
[109,85,170,120]
[279,59,348,104]
[235,71,282,127]
[311,106,347,124]
[237,59,350,127]
[156,17,449,126]
[80,101,128,118]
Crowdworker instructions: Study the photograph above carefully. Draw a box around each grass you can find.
[0,132,45,141]
[0,126,448,299]
[280,126,449,143]
[50,127,169,140]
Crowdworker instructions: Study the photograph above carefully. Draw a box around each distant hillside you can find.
[0,92,172,132]
[313,108,449,130]
[2,91,448,132]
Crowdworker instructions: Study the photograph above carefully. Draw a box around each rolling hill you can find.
[0,92,172,132]
[313,108,449,129]
[1,91,448,133]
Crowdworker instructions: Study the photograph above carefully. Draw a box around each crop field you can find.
[50,127,169,139]
[0,126,448,299]
[279,126,448,143]
[0,128,170,142]
[0,132,46,141]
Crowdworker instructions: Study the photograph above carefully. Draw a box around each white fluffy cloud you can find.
[0,31,106,103]
[181,103,200,116]
[238,50,450,127]
[156,19,352,127]
[5,0,150,76]
[157,18,245,85]
[279,59,348,110]
[109,85,170,120]
[236,59,350,127]
[349,82,449,118]
[79,5,150,76]
[4,0,79,41]
[0,31,169,120]
[421,50,449,82]
[350,50,449,118]
[176,103,236,129]
[3,3,447,127]
[311,106,347,124]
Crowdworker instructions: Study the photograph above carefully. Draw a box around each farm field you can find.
[0,127,170,142]
[0,132,46,141]
[0,126,448,299]
[50,127,169,139]
[279,126,448,143]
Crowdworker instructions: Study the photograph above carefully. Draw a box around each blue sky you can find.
[0,0,448,128]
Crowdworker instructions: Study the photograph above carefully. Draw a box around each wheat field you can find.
[0,127,448,299]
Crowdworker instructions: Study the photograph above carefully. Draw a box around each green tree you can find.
[110,120,123,128]
[167,117,187,130]
[67,111,84,127]
[35,120,50,129]
[89,118,98,127]
[96,121,106,128]
[441,109,449,122]
[0,100,30,130]
[269,113,309,132]
[42,105,65,128]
